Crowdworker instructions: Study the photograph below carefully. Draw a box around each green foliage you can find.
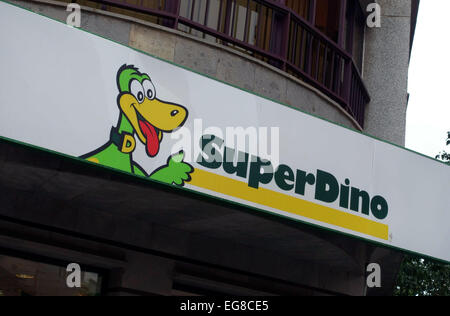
[394,256,450,296]
[435,132,450,163]
[436,152,450,162]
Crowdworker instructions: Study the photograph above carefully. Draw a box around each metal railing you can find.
[73,0,370,127]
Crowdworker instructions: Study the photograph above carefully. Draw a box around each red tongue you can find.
[139,120,160,157]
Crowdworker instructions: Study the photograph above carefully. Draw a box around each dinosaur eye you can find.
[130,79,145,103]
[142,79,156,100]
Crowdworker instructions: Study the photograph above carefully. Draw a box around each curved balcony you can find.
[70,0,370,128]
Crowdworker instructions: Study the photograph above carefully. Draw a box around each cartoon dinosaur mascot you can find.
[81,64,193,186]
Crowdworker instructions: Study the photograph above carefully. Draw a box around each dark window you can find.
[352,4,365,72]
[0,255,103,296]
[285,0,311,20]
[344,0,366,72]
[314,0,342,43]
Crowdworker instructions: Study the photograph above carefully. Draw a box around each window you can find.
[0,255,103,296]
[285,0,310,20]
[344,0,366,72]
[314,0,342,43]
[177,0,276,62]
[178,0,209,37]
[351,4,365,72]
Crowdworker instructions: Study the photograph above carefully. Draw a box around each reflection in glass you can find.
[0,255,103,296]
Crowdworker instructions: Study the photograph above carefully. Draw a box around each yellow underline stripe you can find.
[189,168,389,240]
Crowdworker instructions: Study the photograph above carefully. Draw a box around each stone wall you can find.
[363,0,412,146]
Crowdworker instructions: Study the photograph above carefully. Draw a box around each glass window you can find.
[314,0,342,43]
[177,0,274,49]
[178,0,208,37]
[230,0,250,42]
[285,0,310,20]
[178,0,228,43]
[0,255,103,296]
[352,5,365,72]
[246,1,260,46]
[344,0,365,72]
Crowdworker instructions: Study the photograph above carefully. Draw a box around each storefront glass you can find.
[0,255,103,296]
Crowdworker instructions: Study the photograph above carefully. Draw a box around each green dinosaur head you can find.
[116,64,188,157]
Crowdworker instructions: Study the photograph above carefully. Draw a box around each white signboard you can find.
[0,2,449,263]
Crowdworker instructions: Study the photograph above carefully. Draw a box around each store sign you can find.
[0,2,449,263]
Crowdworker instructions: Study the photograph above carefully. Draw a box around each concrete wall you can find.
[363,0,412,146]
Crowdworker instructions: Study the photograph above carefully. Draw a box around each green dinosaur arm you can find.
[150,151,194,186]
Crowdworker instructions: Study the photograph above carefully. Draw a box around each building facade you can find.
[0,0,419,296]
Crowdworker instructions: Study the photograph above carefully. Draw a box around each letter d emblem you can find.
[121,134,136,154]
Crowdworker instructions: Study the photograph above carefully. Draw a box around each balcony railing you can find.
[72,0,370,127]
